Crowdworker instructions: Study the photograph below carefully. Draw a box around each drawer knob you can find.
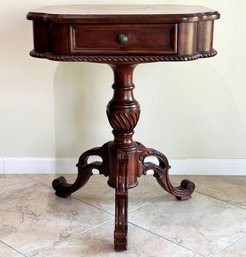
[117,34,128,44]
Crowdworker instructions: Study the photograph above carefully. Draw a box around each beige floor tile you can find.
[33,221,201,257]
[76,175,167,214]
[129,192,246,256]
[0,180,113,257]
[0,241,24,257]
[0,175,37,203]
[4,174,245,256]
[213,236,246,257]
[186,176,246,209]
[26,174,74,187]
[27,174,169,214]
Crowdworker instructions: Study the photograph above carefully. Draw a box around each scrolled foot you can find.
[52,176,72,198]
[52,143,109,198]
[138,144,195,200]
[175,179,195,201]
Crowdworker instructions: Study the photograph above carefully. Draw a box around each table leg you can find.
[114,150,128,250]
[138,143,195,200]
[52,142,109,198]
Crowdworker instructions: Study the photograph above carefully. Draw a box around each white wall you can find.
[0,1,246,174]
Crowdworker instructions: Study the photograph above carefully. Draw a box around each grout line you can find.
[77,197,160,216]
[30,219,114,256]
[72,195,115,216]
[23,174,44,182]
[0,239,26,257]
[24,174,115,216]
[128,222,205,257]
[195,190,246,211]
[129,201,153,213]
[208,235,246,257]
[23,174,53,184]
[128,197,165,213]
[228,203,246,211]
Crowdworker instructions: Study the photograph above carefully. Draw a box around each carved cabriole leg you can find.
[138,143,195,200]
[114,150,128,251]
[106,64,140,250]
[52,142,109,198]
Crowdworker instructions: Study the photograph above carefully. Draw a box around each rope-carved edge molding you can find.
[30,49,217,63]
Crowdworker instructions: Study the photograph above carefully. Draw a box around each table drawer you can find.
[69,24,177,55]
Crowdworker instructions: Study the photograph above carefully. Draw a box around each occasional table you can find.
[27,5,220,251]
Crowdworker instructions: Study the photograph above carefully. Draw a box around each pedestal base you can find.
[53,141,195,250]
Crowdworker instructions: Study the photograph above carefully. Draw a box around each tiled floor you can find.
[0,174,245,257]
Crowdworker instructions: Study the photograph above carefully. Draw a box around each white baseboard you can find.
[0,158,4,173]
[2,158,78,174]
[1,157,245,175]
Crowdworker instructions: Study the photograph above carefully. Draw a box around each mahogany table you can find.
[27,5,220,251]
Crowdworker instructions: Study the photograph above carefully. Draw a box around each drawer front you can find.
[69,24,177,54]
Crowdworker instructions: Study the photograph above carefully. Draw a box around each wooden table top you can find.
[27,5,220,63]
[28,5,216,15]
[27,5,220,23]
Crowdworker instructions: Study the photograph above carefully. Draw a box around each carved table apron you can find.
[27,5,220,251]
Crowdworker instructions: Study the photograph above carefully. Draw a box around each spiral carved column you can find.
[107,64,140,189]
